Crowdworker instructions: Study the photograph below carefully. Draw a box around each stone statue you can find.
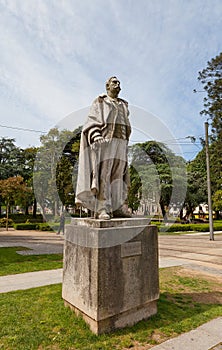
[75,77,131,219]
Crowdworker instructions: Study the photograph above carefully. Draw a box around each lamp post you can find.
[205,122,214,241]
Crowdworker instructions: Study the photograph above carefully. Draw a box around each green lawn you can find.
[0,247,63,276]
[0,267,221,350]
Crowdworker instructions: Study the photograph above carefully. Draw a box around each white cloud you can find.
[0,0,222,159]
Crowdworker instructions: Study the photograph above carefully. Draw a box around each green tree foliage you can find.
[212,189,222,212]
[129,141,186,219]
[198,52,222,195]
[33,127,82,217]
[19,147,38,216]
[209,141,222,195]
[185,148,207,216]
[0,176,31,230]
[0,139,38,216]
[198,52,222,138]
[128,165,142,213]
[0,138,21,179]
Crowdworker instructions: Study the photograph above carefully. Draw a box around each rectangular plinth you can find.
[62,218,159,334]
[64,299,157,335]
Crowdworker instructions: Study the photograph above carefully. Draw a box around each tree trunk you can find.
[6,203,9,231]
[160,201,166,220]
[33,198,37,218]
[25,204,29,215]
[215,210,220,220]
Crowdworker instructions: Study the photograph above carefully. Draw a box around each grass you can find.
[0,267,221,350]
[0,247,63,276]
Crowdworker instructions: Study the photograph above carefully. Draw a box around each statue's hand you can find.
[91,136,106,150]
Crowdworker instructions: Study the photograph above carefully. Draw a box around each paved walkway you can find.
[151,318,222,350]
[0,269,63,293]
[0,229,222,349]
[159,232,222,278]
[0,228,64,254]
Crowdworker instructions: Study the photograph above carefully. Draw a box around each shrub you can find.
[159,224,192,232]
[190,224,210,232]
[0,218,13,228]
[8,214,44,223]
[214,223,222,231]
[36,223,56,231]
[13,222,60,231]
[13,223,38,230]
[158,221,222,233]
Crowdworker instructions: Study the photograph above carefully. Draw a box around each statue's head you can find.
[106,76,121,96]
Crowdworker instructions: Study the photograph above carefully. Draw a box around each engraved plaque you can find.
[121,241,142,258]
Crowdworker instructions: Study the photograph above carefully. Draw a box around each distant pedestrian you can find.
[57,212,65,235]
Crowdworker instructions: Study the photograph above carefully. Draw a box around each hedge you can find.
[159,224,192,232]
[13,223,38,230]
[13,222,59,231]
[159,222,222,233]
[36,223,59,231]
[11,219,222,233]
[7,214,44,223]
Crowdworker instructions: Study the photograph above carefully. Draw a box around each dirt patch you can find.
[191,291,222,304]
[178,266,222,285]
[120,331,173,350]
[121,341,153,350]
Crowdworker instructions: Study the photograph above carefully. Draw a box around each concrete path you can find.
[151,317,222,350]
[0,269,63,293]
[159,233,222,278]
[0,228,64,254]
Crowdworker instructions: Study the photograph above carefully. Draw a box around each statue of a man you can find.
[75,77,131,219]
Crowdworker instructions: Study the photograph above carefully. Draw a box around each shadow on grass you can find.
[114,291,222,336]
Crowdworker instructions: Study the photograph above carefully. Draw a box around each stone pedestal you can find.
[62,218,159,334]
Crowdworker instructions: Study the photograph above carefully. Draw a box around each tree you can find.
[0,138,21,180]
[33,127,81,218]
[18,147,38,216]
[0,176,31,230]
[128,165,142,213]
[184,148,207,217]
[198,53,222,197]
[212,189,222,214]
[56,155,75,209]
[0,138,21,215]
[198,52,222,138]
[129,141,186,219]
[58,125,82,209]
[0,139,39,216]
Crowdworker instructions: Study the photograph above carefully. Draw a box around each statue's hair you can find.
[105,76,118,91]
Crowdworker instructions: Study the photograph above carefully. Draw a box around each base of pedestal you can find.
[62,218,159,334]
[64,299,157,334]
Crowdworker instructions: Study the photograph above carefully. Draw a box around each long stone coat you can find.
[75,94,131,212]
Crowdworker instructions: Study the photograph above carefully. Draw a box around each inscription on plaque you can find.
[121,241,142,258]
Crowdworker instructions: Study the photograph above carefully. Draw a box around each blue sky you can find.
[0,0,221,160]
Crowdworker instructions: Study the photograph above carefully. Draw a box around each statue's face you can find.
[108,78,121,94]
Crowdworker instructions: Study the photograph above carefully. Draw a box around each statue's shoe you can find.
[98,210,110,220]
[113,209,131,218]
